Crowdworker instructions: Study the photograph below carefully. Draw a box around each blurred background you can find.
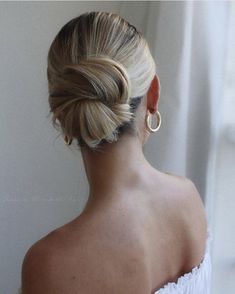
[0,1,234,293]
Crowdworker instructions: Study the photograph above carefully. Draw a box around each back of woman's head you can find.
[47,11,156,150]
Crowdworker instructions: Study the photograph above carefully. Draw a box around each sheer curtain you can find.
[211,2,235,294]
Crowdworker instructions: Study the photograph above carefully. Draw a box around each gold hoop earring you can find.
[145,110,161,133]
[64,135,73,145]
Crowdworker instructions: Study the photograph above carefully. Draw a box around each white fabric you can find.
[154,229,212,294]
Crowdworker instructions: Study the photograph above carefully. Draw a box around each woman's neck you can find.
[80,133,155,207]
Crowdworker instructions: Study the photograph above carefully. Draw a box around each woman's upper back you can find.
[21,171,210,294]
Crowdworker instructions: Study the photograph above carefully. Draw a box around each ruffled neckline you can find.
[153,228,212,294]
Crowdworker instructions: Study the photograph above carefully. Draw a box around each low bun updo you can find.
[47,11,156,150]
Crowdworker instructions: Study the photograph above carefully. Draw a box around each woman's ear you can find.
[146,74,160,114]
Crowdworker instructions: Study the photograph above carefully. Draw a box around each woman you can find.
[20,11,211,294]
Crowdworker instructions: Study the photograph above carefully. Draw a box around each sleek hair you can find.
[47,11,156,150]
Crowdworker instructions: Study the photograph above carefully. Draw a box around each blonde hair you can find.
[47,11,156,150]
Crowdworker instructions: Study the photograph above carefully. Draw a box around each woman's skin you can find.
[80,74,159,214]
[21,75,208,294]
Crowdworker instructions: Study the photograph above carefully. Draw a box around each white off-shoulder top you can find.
[153,228,212,293]
[17,229,212,294]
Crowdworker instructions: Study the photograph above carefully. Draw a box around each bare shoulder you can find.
[183,177,208,237]
[20,233,69,294]
[21,229,92,294]
[21,229,72,294]
[21,227,145,294]
[21,234,56,294]
[161,171,206,208]
[160,171,208,242]
[176,174,207,224]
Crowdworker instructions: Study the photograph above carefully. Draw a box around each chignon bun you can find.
[47,11,156,149]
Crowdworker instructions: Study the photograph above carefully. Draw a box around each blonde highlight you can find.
[47,11,156,150]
